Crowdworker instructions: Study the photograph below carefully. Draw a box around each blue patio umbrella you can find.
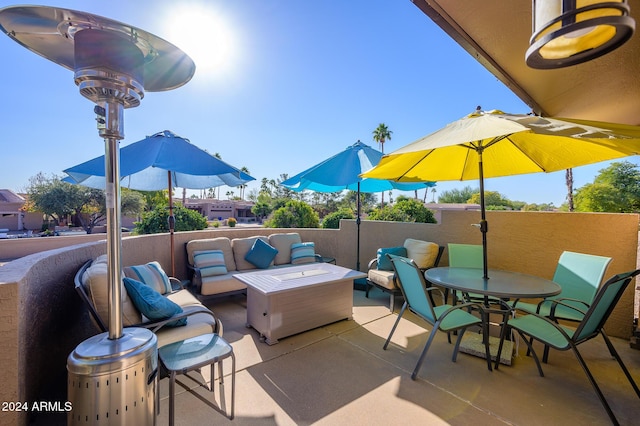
[281,140,435,271]
[65,130,255,275]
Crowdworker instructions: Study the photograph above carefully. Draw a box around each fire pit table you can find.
[234,263,366,345]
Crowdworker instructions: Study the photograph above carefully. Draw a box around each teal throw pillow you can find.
[291,242,316,264]
[123,277,186,327]
[377,246,407,271]
[193,250,228,277]
[245,238,278,269]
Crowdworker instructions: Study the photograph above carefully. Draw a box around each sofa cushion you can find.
[404,239,440,269]
[187,237,236,272]
[83,260,142,326]
[124,261,172,295]
[123,277,186,327]
[291,242,316,264]
[245,238,278,269]
[376,246,407,271]
[232,236,270,271]
[153,310,218,348]
[269,233,302,265]
[165,288,204,308]
[368,269,397,290]
[200,274,247,296]
[193,250,228,277]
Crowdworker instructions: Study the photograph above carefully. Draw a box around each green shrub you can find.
[227,217,237,227]
[321,208,354,229]
[368,198,437,223]
[265,200,319,228]
[394,198,437,223]
[367,206,410,222]
[134,205,207,234]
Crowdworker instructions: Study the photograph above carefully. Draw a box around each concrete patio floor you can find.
[153,287,640,426]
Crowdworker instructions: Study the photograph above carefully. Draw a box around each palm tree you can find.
[372,123,392,153]
[373,123,393,206]
[237,166,250,200]
[566,168,574,211]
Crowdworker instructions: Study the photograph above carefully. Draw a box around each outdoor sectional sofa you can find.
[185,232,320,298]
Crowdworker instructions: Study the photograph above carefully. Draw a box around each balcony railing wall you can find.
[0,209,637,425]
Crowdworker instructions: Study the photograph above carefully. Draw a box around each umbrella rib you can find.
[504,135,549,172]
[396,150,435,181]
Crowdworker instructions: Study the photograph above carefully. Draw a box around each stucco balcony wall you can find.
[0,209,637,425]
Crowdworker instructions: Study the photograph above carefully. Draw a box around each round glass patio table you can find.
[424,267,561,300]
[425,267,561,371]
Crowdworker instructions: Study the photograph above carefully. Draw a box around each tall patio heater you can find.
[0,5,195,424]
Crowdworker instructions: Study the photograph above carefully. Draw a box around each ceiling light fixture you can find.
[526,0,635,69]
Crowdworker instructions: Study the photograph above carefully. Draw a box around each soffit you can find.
[412,0,640,125]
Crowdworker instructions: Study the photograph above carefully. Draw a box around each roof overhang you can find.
[411,0,640,125]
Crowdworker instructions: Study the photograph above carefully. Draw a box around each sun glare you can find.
[164,4,238,82]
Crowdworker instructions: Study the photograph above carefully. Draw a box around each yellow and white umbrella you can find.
[362,109,640,278]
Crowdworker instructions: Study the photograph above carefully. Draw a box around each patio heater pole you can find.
[96,100,125,339]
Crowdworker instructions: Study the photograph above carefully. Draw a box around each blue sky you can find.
[0,0,630,206]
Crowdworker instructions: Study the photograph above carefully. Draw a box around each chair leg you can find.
[601,331,640,399]
[411,323,440,380]
[570,342,621,425]
[518,330,545,377]
[542,344,551,363]
[383,301,407,350]
[389,292,395,312]
[451,328,466,362]
[494,321,510,371]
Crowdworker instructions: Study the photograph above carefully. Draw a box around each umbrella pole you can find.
[356,181,361,271]
[478,150,489,280]
[167,171,175,277]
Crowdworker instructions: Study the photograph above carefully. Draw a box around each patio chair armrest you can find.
[439,302,484,319]
[169,276,185,291]
[367,258,378,269]
[137,305,220,334]
[187,264,203,294]
[548,298,588,318]
[425,286,446,301]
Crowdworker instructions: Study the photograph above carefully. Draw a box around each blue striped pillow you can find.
[290,242,316,264]
[124,261,172,294]
[193,250,228,277]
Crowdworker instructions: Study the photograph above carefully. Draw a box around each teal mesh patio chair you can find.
[511,251,611,362]
[384,255,487,378]
[495,270,640,426]
[447,243,502,306]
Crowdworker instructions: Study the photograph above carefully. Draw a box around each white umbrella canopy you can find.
[363,109,640,278]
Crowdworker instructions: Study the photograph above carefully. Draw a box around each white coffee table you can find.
[234,263,366,345]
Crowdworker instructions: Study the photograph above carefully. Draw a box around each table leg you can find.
[169,371,176,426]
[230,352,236,420]
[482,309,493,371]
[210,362,215,394]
